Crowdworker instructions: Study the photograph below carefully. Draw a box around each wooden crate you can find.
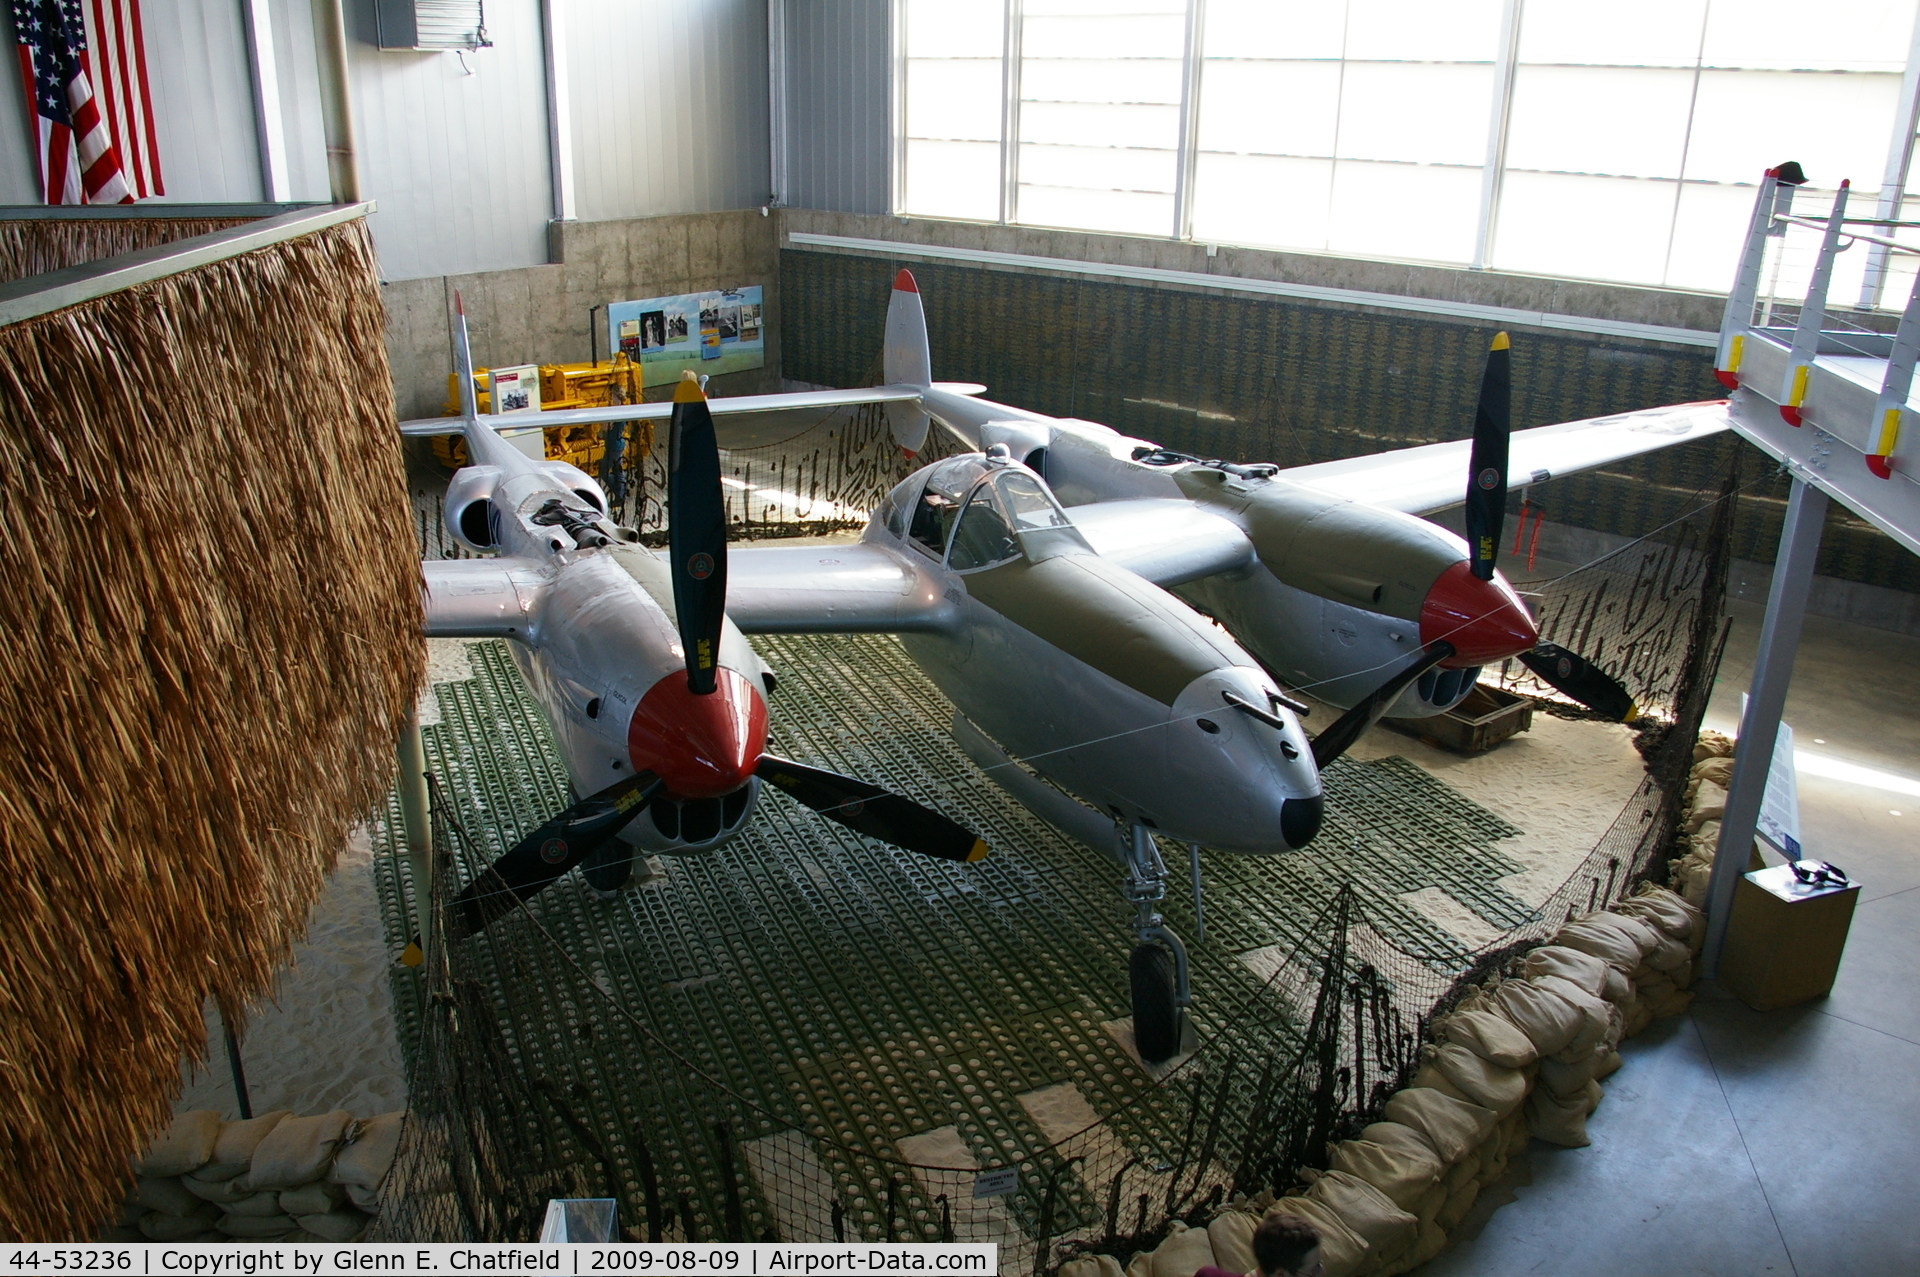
[1387,684,1534,754]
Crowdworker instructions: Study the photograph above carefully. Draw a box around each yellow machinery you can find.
[435,355,654,471]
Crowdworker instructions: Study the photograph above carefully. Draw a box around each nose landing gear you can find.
[1119,824,1192,1064]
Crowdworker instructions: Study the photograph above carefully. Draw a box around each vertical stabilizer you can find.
[884,269,933,455]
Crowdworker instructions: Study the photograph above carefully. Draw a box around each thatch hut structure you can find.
[0,208,423,1240]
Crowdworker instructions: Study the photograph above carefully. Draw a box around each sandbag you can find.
[1379,1219,1446,1277]
[1204,1211,1257,1276]
[1529,976,1612,1061]
[1304,1169,1417,1259]
[1617,890,1695,940]
[225,1191,291,1218]
[181,1173,256,1206]
[1690,755,1734,786]
[330,1112,404,1193]
[198,1111,292,1182]
[1145,1220,1215,1277]
[1552,919,1643,971]
[1406,1063,1473,1105]
[296,1209,372,1244]
[1382,1088,1497,1164]
[1621,997,1654,1039]
[1537,1051,1610,1099]
[280,1181,347,1216]
[1436,1179,1480,1232]
[136,1176,206,1217]
[1428,1042,1529,1117]
[1519,946,1610,998]
[1693,731,1733,762]
[243,1112,352,1192]
[1524,1083,1594,1147]
[1359,1120,1447,1165]
[1125,1249,1153,1277]
[1601,966,1633,1004]
[1488,979,1584,1056]
[217,1211,298,1238]
[1688,781,1728,830]
[1649,985,1696,1018]
[137,1111,223,1178]
[344,1184,381,1213]
[1440,1009,1537,1068]
[1327,1136,1440,1211]
[1264,1199,1368,1277]
[281,1232,327,1244]
[1669,958,1695,990]
[1643,934,1692,972]
[139,1206,218,1241]
[1586,910,1668,958]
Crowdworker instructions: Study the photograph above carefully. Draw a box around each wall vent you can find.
[375,0,491,52]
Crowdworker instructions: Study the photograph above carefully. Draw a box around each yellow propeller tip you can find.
[400,942,424,967]
[966,840,990,863]
[673,369,706,403]
[1491,331,1511,351]
[1622,703,1640,724]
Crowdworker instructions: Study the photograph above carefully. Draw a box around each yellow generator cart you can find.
[434,355,653,473]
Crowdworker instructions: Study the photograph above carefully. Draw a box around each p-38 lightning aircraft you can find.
[403,275,1728,1062]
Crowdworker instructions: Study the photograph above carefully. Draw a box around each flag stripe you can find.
[123,0,159,194]
[84,0,131,195]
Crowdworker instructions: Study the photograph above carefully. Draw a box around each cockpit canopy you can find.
[878,455,1090,571]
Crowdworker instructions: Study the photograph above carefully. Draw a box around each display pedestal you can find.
[1719,864,1858,1011]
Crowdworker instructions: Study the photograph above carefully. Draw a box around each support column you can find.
[1702,475,1829,975]
[396,715,433,949]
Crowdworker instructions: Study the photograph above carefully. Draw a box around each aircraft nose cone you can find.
[1281,795,1324,849]
[627,667,768,797]
[1420,561,1538,667]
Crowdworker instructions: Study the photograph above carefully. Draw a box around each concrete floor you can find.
[1423,598,1920,1277]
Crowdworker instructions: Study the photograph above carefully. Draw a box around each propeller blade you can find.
[669,371,728,695]
[1311,642,1455,770]
[1518,643,1639,722]
[1464,331,1512,581]
[756,754,988,863]
[447,771,663,940]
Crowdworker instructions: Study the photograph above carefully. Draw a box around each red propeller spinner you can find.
[627,666,768,797]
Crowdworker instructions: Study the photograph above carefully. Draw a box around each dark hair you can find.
[1252,1213,1322,1276]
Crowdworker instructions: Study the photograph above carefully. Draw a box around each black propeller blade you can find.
[447,771,663,940]
[669,371,727,695]
[756,754,988,863]
[1465,331,1512,582]
[1311,642,1455,770]
[1518,643,1639,722]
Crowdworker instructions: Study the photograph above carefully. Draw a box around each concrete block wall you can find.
[380,210,782,421]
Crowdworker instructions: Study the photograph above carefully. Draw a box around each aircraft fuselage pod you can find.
[865,454,1324,855]
[919,388,1538,719]
[422,400,771,856]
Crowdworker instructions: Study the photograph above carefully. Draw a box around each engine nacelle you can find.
[535,460,608,514]
[444,465,503,552]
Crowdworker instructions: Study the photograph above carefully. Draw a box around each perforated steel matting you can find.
[372,634,1525,1241]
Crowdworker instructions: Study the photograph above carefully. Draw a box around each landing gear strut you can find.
[1119,824,1191,1064]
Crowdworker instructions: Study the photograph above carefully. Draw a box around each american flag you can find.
[11,0,163,204]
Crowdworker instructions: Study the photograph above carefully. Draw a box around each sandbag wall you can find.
[0,216,424,1241]
[105,1111,403,1243]
[1060,883,1706,1277]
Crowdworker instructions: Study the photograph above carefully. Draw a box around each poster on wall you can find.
[606,286,764,386]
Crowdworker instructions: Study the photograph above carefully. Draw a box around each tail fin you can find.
[884,269,933,456]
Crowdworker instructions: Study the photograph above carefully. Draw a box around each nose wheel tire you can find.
[582,841,637,896]
[1130,942,1185,1064]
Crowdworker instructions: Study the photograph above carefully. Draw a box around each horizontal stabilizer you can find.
[397,383,932,437]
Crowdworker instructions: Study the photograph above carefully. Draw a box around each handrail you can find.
[0,202,374,326]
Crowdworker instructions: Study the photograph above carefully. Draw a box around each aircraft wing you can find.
[725,542,961,635]
[396,382,987,437]
[1065,499,1254,586]
[1275,400,1732,515]
[421,559,548,639]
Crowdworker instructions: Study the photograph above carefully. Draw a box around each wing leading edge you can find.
[1275,400,1732,515]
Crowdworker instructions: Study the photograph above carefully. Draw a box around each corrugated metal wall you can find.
[781,0,889,214]
[566,0,773,222]
[345,0,555,279]
[141,0,268,202]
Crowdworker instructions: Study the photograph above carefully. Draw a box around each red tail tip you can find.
[454,290,466,317]
[893,268,919,294]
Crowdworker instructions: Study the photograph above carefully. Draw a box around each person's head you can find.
[1252,1212,1322,1277]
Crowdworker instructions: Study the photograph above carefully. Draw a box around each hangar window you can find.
[895,0,1920,296]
